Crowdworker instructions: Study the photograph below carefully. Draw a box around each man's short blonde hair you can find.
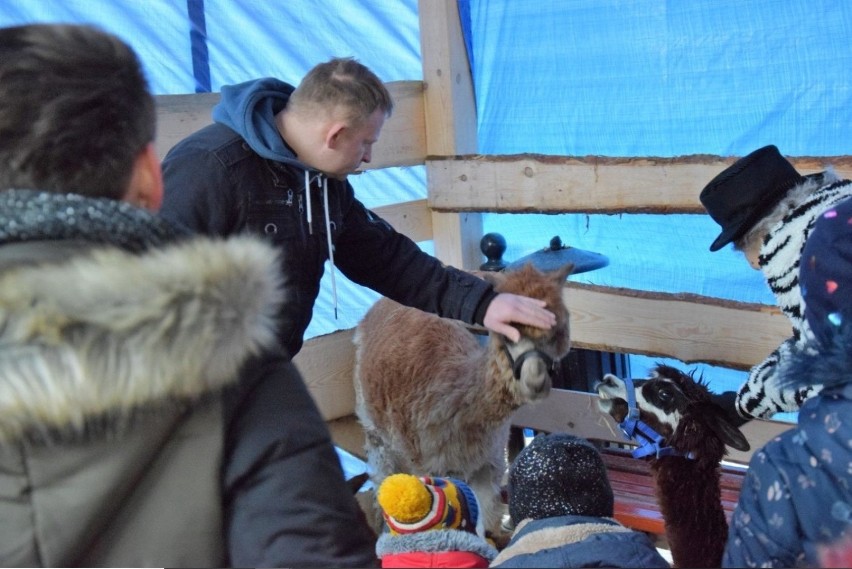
[290,57,393,126]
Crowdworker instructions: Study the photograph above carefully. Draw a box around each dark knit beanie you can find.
[800,197,852,348]
[508,433,614,524]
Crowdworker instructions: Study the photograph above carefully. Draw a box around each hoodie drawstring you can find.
[322,176,338,319]
[304,171,313,235]
[304,171,338,319]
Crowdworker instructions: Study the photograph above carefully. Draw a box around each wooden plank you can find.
[511,388,626,442]
[360,80,426,170]
[511,388,792,466]
[431,211,484,269]
[417,0,478,156]
[427,154,852,213]
[372,199,432,243]
[293,328,356,421]
[327,415,366,460]
[154,81,426,168]
[418,0,482,269]
[563,282,791,370]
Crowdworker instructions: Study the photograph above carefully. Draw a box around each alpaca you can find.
[595,364,750,569]
[353,263,572,536]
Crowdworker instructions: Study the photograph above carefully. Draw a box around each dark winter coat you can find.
[490,515,670,568]
[160,77,495,358]
[723,319,852,568]
[0,190,378,568]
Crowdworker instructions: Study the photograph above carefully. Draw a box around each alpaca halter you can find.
[619,376,696,460]
[501,343,557,380]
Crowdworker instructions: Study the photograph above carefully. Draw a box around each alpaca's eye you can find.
[658,388,673,402]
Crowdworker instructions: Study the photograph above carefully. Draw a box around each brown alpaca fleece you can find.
[354,263,573,536]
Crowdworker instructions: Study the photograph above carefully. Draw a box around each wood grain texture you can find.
[427,154,852,213]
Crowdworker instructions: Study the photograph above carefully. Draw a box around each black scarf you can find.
[0,189,189,253]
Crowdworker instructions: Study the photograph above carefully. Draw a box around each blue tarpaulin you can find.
[3,0,849,407]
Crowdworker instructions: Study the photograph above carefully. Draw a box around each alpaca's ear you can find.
[702,403,751,452]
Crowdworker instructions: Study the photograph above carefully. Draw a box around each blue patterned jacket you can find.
[723,320,852,568]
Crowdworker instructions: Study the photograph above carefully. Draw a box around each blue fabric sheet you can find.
[2,0,841,420]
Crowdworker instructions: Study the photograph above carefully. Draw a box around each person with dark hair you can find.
[0,23,377,567]
[160,57,557,363]
[700,145,852,422]
[723,197,852,568]
[492,433,669,568]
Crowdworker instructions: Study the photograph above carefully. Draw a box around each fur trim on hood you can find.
[0,235,284,443]
[778,314,852,393]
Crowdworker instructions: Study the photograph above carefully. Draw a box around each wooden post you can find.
[418,0,482,269]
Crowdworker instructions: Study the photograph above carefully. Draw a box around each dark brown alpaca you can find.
[353,263,573,536]
[595,364,750,568]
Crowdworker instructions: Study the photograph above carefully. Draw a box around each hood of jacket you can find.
[490,515,670,568]
[778,313,852,394]
[0,233,285,443]
[212,77,308,167]
[376,529,497,564]
[760,172,852,337]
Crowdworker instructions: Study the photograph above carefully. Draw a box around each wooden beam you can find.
[360,81,426,170]
[431,211,484,270]
[427,154,852,213]
[417,0,477,155]
[154,81,427,167]
[510,388,793,466]
[293,328,356,421]
[563,282,791,369]
[418,0,482,269]
[295,282,792,425]
[372,199,432,243]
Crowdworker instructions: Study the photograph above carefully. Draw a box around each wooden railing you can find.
[153,87,837,468]
[151,1,845,545]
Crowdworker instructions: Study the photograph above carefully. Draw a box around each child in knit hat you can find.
[374,473,497,568]
[723,196,852,568]
[492,433,669,568]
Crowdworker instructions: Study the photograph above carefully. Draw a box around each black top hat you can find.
[700,145,805,252]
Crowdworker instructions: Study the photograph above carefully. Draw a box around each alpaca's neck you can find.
[653,456,727,568]
[483,338,532,412]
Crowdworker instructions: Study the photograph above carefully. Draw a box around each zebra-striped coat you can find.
[738,170,852,419]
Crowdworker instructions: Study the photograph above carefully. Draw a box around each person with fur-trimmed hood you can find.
[700,145,852,422]
[492,433,670,568]
[0,24,378,567]
[723,197,852,568]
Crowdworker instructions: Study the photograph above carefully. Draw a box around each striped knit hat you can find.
[377,474,482,536]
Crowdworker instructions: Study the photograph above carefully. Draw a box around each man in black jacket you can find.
[161,57,557,360]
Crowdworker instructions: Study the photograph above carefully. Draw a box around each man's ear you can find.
[124,143,163,211]
[324,121,347,149]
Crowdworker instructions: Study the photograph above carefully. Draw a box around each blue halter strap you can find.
[618,376,695,460]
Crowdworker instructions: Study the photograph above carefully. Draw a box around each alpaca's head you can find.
[595,364,750,459]
[481,262,572,402]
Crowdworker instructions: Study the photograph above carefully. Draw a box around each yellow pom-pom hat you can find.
[377,474,480,536]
